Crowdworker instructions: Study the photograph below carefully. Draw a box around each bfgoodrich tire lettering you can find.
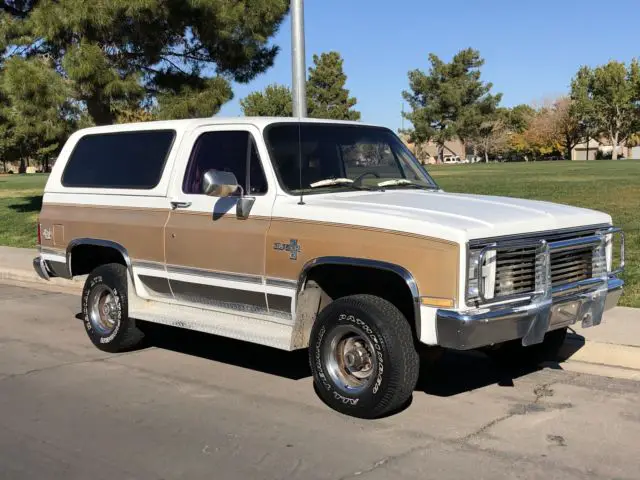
[309,294,419,419]
[82,263,144,353]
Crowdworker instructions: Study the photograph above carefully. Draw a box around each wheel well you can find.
[70,244,127,277]
[304,264,417,336]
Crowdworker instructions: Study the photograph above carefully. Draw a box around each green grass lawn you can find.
[0,174,47,248]
[1,162,638,307]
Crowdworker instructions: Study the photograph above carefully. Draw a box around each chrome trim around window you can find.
[296,256,421,337]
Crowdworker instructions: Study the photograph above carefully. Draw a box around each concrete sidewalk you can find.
[1,246,639,372]
[0,246,83,293]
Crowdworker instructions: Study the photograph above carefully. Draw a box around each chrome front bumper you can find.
[437,226,625,350]
[437,276,623,350]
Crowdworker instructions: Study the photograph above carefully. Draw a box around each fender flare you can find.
[294,256,421,342]
[66,238,134,280]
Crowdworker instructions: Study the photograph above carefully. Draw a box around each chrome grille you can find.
[493,245,594,297]
[469,225,605,303]
[495,246,536,296]
[550,248,592,286]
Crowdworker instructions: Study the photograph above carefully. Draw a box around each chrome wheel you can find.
[323,325,377,393]
[88,285,119,335]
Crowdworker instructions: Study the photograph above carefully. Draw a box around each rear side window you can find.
[62,130,176,189]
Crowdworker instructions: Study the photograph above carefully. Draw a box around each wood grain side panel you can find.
[266,219,460,302]
[38,204,169,263]
[164,212,270,276]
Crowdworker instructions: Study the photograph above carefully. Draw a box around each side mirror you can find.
[202,169,239,197]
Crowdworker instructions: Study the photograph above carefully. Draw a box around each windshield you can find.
[264,123,439,194]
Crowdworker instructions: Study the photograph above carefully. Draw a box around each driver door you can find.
[164,124,275,313]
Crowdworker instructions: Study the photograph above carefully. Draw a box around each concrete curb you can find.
[0,267,83,294]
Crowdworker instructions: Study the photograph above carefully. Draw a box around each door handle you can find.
[171,201,192,210]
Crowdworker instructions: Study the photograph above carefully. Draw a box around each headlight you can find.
[467,249,496,302]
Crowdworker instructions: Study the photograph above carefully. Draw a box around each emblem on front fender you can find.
[273,239,301,260]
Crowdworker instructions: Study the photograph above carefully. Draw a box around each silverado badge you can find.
[273,239,301,260]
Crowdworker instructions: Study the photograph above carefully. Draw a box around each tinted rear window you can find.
[62,130,176,189]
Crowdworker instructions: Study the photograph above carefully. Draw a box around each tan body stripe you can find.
[39,203,169,263]
[38,203,460,303]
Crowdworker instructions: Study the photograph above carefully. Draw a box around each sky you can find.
[218,0,639,131]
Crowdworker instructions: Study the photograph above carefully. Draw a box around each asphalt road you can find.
[2,283,640,480]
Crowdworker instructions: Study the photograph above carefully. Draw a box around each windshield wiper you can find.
[310,178,354,188]
[377,179,438,190]
[309,178,378,191]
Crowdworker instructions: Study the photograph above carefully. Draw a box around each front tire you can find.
[82,263,144,353]
[309,295,420,419]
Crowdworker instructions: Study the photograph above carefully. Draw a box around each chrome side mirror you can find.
[202,169,239,198]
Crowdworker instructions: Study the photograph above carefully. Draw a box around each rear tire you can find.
[309,294,420,419]
[82,263,144,353]
[485,327,568,366]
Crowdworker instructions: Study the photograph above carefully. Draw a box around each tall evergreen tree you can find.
[402,48,501,162]
[0,0,289,125]
[1,56,78,170]
[240,52,360,120]
[307,52,360,121]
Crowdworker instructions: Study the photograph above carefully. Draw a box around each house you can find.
[400,135,469,164]
[571,138,636,160]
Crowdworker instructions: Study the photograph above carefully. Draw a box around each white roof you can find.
[75,116,381,136]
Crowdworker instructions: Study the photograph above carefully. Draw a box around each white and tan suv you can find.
[33,117,625,418]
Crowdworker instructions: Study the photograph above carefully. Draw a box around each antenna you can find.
[291,0,307,205]
[297,125,305,205]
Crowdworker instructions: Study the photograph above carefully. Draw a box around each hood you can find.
[293,190,612,243]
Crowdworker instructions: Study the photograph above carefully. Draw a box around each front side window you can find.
[62,130,176,189]
[182,131,268,195]
[264,123,438,194]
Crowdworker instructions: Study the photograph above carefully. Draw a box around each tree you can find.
[500,105,536,161]
[505,104,536,133]
[240,52,360,120]
[0,56,78,171]
[549,97,584,160]
[307,52,360,121]
[0,0,290,125]
[240,84,292,117]
[570,60,640,160]
[468,111,508,162]
[402,48,501,162]
[520,105,559,159]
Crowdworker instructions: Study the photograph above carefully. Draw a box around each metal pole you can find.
[291,0,307,117]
